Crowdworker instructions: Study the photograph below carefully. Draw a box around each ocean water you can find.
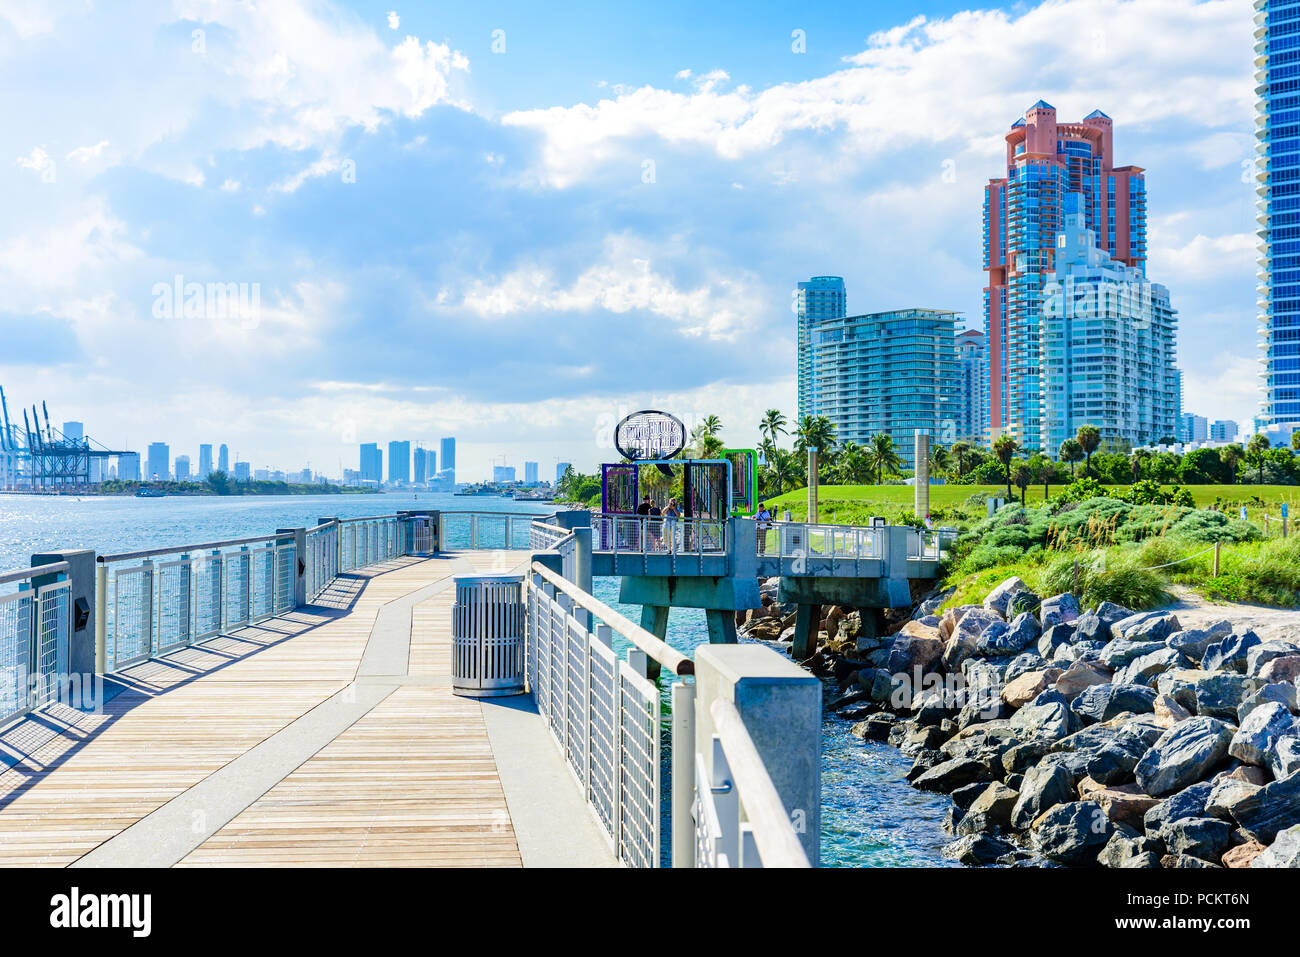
[0,492,954,867]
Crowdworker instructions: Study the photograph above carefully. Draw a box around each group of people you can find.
[627,495,777,553]
[635,495,680,518]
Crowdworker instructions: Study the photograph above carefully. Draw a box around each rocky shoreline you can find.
[739,576,1300,868]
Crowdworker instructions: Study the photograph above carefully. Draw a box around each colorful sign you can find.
[614,410,686,461]
[724,449,757,516]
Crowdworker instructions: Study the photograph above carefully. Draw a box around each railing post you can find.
[278,527,307,608]
[572,526,593,593]
[31,549,97,681]
[95,560,107,673]
[694,644,822,865]
[671,680,696,868]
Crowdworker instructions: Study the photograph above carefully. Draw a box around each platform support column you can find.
[639,604,669,680]
[791,602,822,661]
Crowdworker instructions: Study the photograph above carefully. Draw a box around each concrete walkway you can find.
[0,552,615,868]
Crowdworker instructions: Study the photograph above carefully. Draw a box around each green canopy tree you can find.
[1076,425,1101,477]
[866,432,902,485]
[1059,438,1084,476]
[992,434,1019,502]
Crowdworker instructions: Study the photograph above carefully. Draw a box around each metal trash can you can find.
[451,574,525,697]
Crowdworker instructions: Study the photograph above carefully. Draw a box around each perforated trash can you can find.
[451,574,525,697]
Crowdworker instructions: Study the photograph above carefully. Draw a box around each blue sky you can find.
[0,0,1258,480]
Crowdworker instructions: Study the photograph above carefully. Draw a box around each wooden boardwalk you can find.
[0,552,609,868]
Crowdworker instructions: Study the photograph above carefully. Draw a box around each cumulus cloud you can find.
[387,10,400,29]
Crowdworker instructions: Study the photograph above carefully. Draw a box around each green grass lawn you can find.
[765,483,1300,512]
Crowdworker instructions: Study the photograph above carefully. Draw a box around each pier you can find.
[0,508,943,867]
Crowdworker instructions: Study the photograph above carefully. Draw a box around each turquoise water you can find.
[0,493,954,867]
[592,577,956,867]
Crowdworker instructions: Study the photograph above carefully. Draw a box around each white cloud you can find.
[66,140,110,163]
[387,11,400,30]
[503,0,1252,187]
[15,146,53,176]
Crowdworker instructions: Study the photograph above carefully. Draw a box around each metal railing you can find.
[524,560,810,869]
[336,516,404,574]
[530,520,570,550]
[0,562,71,727]
[99,535,295,671]
[590,513,726,555]
[442,511,536,550]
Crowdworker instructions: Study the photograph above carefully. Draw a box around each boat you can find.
[135,486,166,498]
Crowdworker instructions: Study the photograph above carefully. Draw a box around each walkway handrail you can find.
[0,561,70,586]
[710,697,812,868]
[529,560,693,677]
[97,532,292,564]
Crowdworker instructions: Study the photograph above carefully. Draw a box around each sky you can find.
[0,0,1260,481]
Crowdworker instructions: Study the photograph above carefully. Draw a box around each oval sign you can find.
[614,410,686,461]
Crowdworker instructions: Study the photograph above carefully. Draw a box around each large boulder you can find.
[976,612,1040,658]
[1073,611,1111,645]
[1006,652,1048,682]
[1152,693,1193,729]
[1205,778,1261,822]
[1229,701,1298,767]
[1260,656,1300,685]
[1039,593,1081,628]
[1161,817,1232,863]
[912,757,996,794]
[1037,623,1077,659]
[1094,601,1135,626]
[1098,833,1162,868]
[887,634,945,675]
[1002,668,1062,709]
[1010,757,1080,829]
[1271,736,1300,781]
[1165,621,1233,664]
[1031,801,1114,864]
[1252,824,1300,868]
[1238,682,1298,722]
[1156,670,1262,720]
[1143,781,1216,836]
[1078,778,1161,827]
[1113,648,1190,687]
[1010,697,1072,740]
[1134,717,1234,797]
[1100,638,1166,669]
[983,577,1029,617]
[1055,660,1113,700]
[1113,612,1182,643]
[951,607,1005,644]
[942,833,1017,866]
[1228,771,1300,844]
[1223,841,1268,868]
[1073,683,1158,724]
[1202,630,1263,674]
[956,781,1020,835]
[1247,641,1300,679]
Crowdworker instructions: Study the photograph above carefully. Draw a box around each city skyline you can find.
[0,1,1270,475]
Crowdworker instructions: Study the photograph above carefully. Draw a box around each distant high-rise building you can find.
[493,465,516,484]
[808,308,960,470]
[147,442,170,481]
[1210,420,1239,443]
[955,329,989,444]
[556,462,572,486]
[1258,0,1300,433]
[359,443,383,483]
[440,437,456,471]
[524,461,538,484]
[984,102,1147,450]
[62,421,83,442]
[234,461,251,481]
[795,276,847,419]
[1040,196,1180,453]
[198,444,213,478]
[254,468,270,482]
[413,447,436,484]
[118,452,141,481]
[1180,414,1209,444]
[388,441,411,484]
[218,444,229,472]
[175,455,191,481]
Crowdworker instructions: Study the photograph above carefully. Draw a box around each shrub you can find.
[1052,478,1110,505]
[1041,549,1170,611]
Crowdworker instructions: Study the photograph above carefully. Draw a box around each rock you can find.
[1238,682,1298,722]
[977,612,1040,658]
[1165,621,1233,664]
[1037,623,1077,659]
[1229,771,1300,844]
[1095,601,1135,626]
[1098,833,1163,868]
[1031,801,1113,864]
[951,781,991,811]
[983,576,1029,617]
[1100,639,1166,669]
[1002,669,1062,709]
[962,781,1020,831]
[887,634,945,675]
[904,749,946,781]
[1134,717,1234,797]
[745,617,786,641]
[1270,736,1300,781]
[1151,693,1193,729]
[1156,670,1262,721]
[1225,764,1269,785]
[1144,781,1215,836]
[1011,758,1079,829]
[1007,591,1042,618]
[1229,701,1298,767]
[1002,737,1058,776]
[912,757,995,794]
[1054,660,1113,699]
[939,605,978,640]
[1073,611,1111,644]
[1039,593,1081,628]
[1006,652,1047,682]
[1113,648,1189,687]
[1260,656,1300,685]
[1162,817,1232,863]
[1010,699,1072,740]
[899,725,950,755]
[1202,630,1263,674]
[1163,853,1221,868]
[851,714,894,742]
[856,668,895,703]
[1077,778,1161,827]
[942,833,1017,866]
[1113,612,1182,643]
[1205,778,1261,821]
[1223,840,1267,868]
[1246,641,1300,679]
[972,620,1011,657]
[1073,683,1158,724]
[828,689,873,711]
[1252,824,1300,867]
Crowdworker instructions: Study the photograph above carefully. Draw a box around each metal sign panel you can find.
[614,410,686,461]
[724,449,757,516]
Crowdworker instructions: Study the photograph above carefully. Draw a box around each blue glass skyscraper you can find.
[795,276,847,419]
[1258,0,1300,431]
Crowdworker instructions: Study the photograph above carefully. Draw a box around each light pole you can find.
[807,446,818,524]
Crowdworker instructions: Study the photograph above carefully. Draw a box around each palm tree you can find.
[951,441,971,480]
[1130,448,1150,483]
[1029,451,1051,500]
[1076,425,1101,477]
[1220,443,1244,484]
[992,434,1019,502]
[772,448,803,494]
[928,444,951,481]
[1246,433,1271,485]
[759,409,787,447]
[835,441,873,484]
[1293,431,1300,453]
[1059,438,1084,477]
[866,432,903,485]
[795,415,836,459]
[1013,463,1033,507]
[700,414,722,437]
